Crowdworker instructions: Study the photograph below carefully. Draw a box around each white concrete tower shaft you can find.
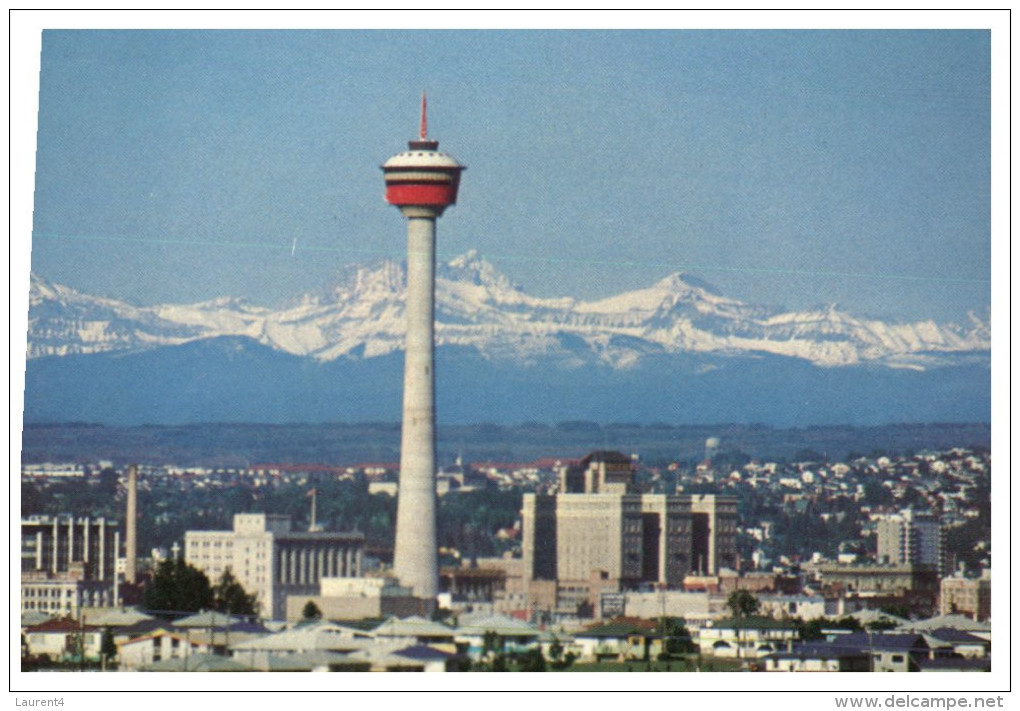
[393,207,439,599]
[382,95,463,603]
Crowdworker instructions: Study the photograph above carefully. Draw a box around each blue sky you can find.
[26,28,991,323]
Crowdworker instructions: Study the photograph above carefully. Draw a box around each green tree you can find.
[302,600,323,621]
[547,637,578,669]
[879,604,912,620]
[547,638,564,662]
[100,627,117,664]
[862,479,894,506]
[797,616,862,641]
[212,568,258,616]
[659,616,694,655]
[482,630,504,657]
[518,648,547,672]
[142,558,214,614]
[726,589,760,618]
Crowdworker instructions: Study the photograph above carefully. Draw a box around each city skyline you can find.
[21,28,992,325]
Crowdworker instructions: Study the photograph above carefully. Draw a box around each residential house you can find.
[764,632,933,672]
[453,613,542,659]
[117,629,207,670]
[228,619,372,660]
[922,628,990,659]
[23,617,103,662]
[573,620,661,662]
[344,643,453,672]
[697,617,799,659]
[369,616,457,652]
[831,632,931,672]
[763,642,871,672]
[137,653,249,672]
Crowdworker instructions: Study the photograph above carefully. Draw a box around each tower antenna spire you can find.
[420,91,428,140]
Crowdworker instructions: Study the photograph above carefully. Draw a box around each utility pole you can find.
[78,611,85,672]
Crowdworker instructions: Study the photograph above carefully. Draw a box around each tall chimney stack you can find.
[125,464,138,584]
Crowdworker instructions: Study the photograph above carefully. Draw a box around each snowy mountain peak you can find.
[352,260,405,295]
[440,250,519,292]
[26,256,991,369]
[29,272,93,305]
[175,295,264,312]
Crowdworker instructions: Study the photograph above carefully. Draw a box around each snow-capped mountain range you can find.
[26,250,989,370]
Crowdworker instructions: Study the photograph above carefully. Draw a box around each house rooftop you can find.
[139,653,249,672]
[916,657,991,672]
[709,616,799,631]
[25,617,102,633]
[456,613,540,637]
[392,644,455,661]
[824,632,929,653]
[172,610,247,629]
[371,615,456,639]
[578,619,658,639]
[924,628,989,645]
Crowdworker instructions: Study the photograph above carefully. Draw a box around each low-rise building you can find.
[573,620,661,662]
[23,617,104,663]
[343,643,453,672]
[453,613,543,658]
[284,576,422,621]
[697,617,799,659]
[764,632,934,672]
[939,571,991,622]
[835,632,931,672]
[117,629,208,670]
[812,562,940,617]
[764,643,871,672]
[369,616,457,651]
[21,569,118,617]
[922,628,990,659]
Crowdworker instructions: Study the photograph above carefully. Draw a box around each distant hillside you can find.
[20,421,991,468]
[22,336,989,427]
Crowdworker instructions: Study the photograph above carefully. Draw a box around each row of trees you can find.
[141,558,258,616]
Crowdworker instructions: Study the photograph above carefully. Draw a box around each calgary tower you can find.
[382,94,464,601]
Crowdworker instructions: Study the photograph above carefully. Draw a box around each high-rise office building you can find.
[518,451,737,616]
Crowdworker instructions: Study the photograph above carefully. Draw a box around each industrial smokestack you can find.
[125,464,138,584]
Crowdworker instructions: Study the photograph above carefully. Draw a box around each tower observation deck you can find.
[382,94,464,214]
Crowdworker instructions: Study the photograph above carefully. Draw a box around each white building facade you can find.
[185,514,364,620]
